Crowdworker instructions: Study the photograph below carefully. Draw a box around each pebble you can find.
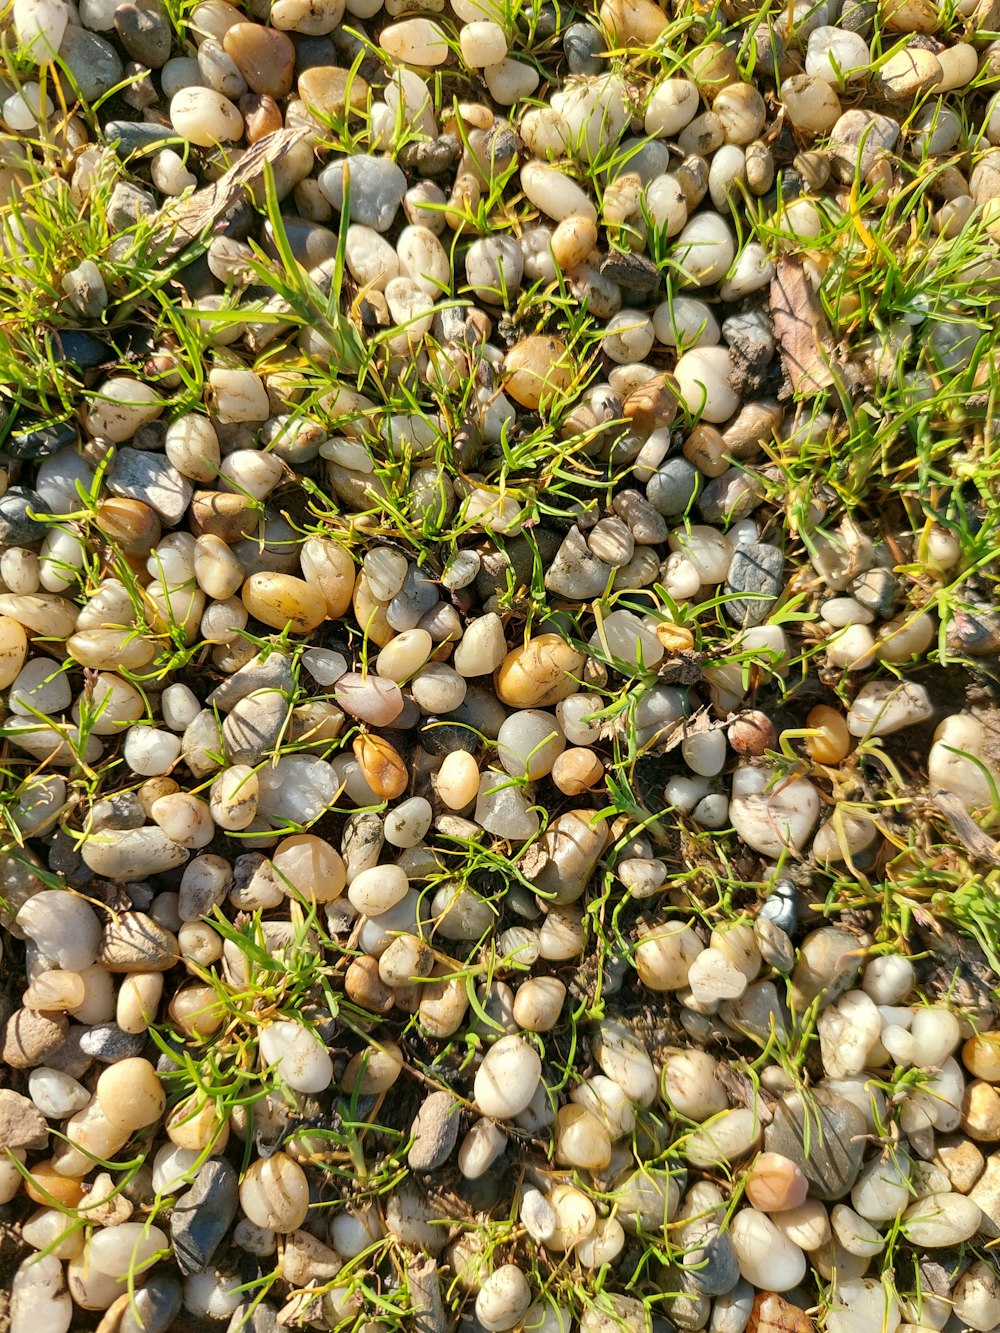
[765,1090,868,1200]
[259,1020,333,1093]
[475,1036,541,1118]
[408,1091,461,1171]
[170,1159,239,1275]
[0,1088,48,1150]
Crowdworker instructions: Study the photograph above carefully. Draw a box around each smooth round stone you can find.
[476,1264,532,1332]
[902,1191,981,1245]
[88,1221,168,1277]
[475,1036,541,1119]
[222,22,295,97]
[731,1209,806,1290]
[674,346,739,422]
[242,572,327,634]
[453,613,507,677]
[635,921,703,991]
[348,864,409,916]
[16,891,101,971]
[334,673,404,725]
[169,87,243,145]
[850,1150,911,1222]
[0,488,48,545]
[462,19,507,66]
[96,1057,165,1130]
[259,1021,333,1093]
[28,1067,90,1119]
[729,764,820,857]
[475,772,540,841]
[239,1152,310,1233]
[503,336,575,409]
[497,710,566,779]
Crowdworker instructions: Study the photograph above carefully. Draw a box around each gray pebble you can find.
[387,565,439,631]
[171,1159,239,1275]
[647,458,699,517]
[120,1275,183,1333]
[106,181,158,232]
[114,0,172,68]
[699,470,764,525]
[765,1089,868,1200]
[78,1022,147,1063]
[104,120,176,158]
[58,25,124,100]
[612,489,669,545]
[0,488,47,545]
[544,526,614,600]
[851,566,898,617]
[564,22,605,75]
[107,449,193,525]
[207,652,295,713]
[724,542,784,626]
[318,155,408,233]
[222,690,290,765]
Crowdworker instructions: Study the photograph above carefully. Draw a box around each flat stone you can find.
[222,689,290,764]
[1,1008,68,1069]
[206,651,295,713]
[828,110,900,183]
[108,448,193,525]
[0,1088,49,1150]
[724,542,784,626]
[408,1091,462,1172]
[114,0,172,67]
[103,119,177,157]
[78,1022,146,1063]
[171,1159,239,1275]
[764,1089,867,1201]
[100,911,180,972]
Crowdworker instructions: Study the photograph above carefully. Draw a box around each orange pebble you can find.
[25,1160,85,1207]
[552,747,605,796]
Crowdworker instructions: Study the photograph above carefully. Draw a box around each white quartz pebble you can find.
[731,1209,806,1290]
[259,1020,333,1093]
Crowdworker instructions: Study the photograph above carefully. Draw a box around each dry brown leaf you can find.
[769,256,839,397]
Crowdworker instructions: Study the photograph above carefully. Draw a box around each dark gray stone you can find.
[4,417,78,463]
[106,181,158,231]
[58,25,124,100]
[758,878,798,933]
[681,1228,740,1296]
[764,1089,867,1200]
[0,488,47,544]
[104,119,177,157]
[171,1159,239,1275]
[317,155,408,232]
[78,1022,146,1063]
[108,448,193,525]
[724,541,784,626]
[852,566,898,617]
[114,0,172,67]
[121,1276,183,1333]
[564,21,604,75]
[647,458,699,517]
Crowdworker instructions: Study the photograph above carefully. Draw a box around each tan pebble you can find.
[242,572,327,633]
[550,215,598,271]
[598,0,670,44]
[435,750,480,809]
[190,490,261,542]
[167,1094,230,1152]
[503,337,575,410]
[495,635,587,708]
[300,537,355,619]
[298,66,369,115]
[344,956,395,1014]
[271,834,346,903]
[655,621,696,652]
[353,733,408,800]
[882,0,939,29]
[353,573,395,646]
[168,985,226,1038]
[748,1291,815,1332]
[341,1040,404,1095]
[964,1033,1000,1083]
[963,1081,1000,1141]
[551,747,604,796]
[745,1151,809,1212]
[25,1159,84,1207]
[805,705,851,765]
[96,1058,165,1132]
[116,973,164,1034]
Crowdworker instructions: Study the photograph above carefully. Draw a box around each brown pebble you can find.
[728,710,777,756]
[552,748,605,796]
[623,374,679,433]
[345,956,396,1014]
[139,776,180,817]
[0,1089,49,1150]
[964,1032,1000,1083]
[495,635,587,708]
[353,733,409,800]
[223,22,296,100]
[1,1008,68,1068]
[683,424,729,477]
[748,1291,815,1332]
[805,705,851,765]
[95,497,161,555]
[240,92,283,143]
[190,490,261,542]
